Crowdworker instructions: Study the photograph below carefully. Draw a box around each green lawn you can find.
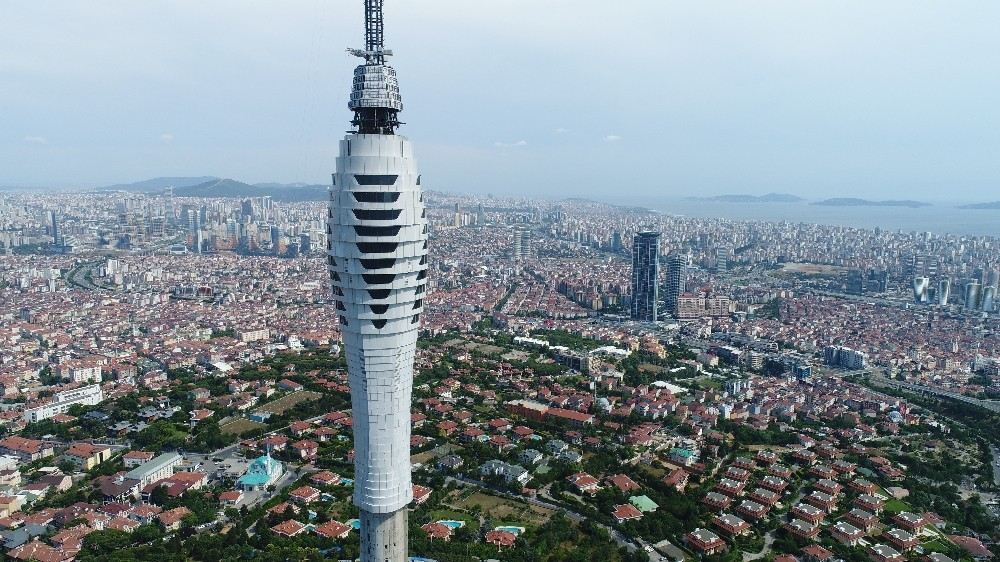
[427,508,479,531]
[922,539,952,553]
[883,498,911,514]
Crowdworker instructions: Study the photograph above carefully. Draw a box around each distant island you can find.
[689,193,804,203]
[958,201,1000,210]
[100,176,328,202]
[812,198,930,208]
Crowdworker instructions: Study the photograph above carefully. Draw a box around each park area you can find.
[451,490,555,528]
[219,418,266,436]
[257,390,322,415]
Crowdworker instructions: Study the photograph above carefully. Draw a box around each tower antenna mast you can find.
[365,0,385,63]
[346,0,401,134]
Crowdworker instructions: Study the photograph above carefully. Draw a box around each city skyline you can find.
[6,1,1000,201]
[2,2,1000,561]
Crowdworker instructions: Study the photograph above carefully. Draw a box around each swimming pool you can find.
[340,478,354,486]
[494,526,525,536]
[347,519,360,530]
[436,520,466,529]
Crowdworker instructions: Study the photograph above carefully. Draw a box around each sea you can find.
[607,197,1000,238]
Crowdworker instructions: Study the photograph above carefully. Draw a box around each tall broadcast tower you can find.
[327,1,427,560]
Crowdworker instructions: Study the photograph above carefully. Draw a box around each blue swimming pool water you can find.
[436,520,466,529]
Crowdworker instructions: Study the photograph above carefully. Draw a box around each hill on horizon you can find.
[689,193,803,203]
[101,177,328,202]
[101,176,218,192]
[958,201,1000,210]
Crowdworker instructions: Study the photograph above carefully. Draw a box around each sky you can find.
[3,1,1000,201]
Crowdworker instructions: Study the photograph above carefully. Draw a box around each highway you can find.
[992,446,1000,487]
[66,261,105,291]
[871,376,1000,413]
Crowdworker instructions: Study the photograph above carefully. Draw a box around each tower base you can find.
[360,508,407,562]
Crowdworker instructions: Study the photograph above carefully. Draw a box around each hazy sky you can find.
[3,1,1000,201]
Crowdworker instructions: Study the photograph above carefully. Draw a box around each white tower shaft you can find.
[329,3,425,557]
[329,133,426,560]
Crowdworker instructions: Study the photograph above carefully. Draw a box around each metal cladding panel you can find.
[349,64,404,111]
[328,133,425,514]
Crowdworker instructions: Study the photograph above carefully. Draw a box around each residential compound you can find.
[23,384,103,423]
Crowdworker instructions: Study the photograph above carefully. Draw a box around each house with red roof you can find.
[685,528,726,556]
[310,471,340,487]
[291,440,319,461]
[485,529,517,550]
[412,484,432,505]
[219,490,243,507]
[802,544,833,562]
[606,474,640,493]
[289,486,320,504]
[612,503,643,523]
[272,519,306,537]
[713,513,750,536]
[421,522,453,541]
[315,520,352,540]
[662,468,688,492]
[157,506,191,532]
[947,535,994,560]
[566,472,600,495]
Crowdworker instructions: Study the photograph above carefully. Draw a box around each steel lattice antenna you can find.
[348,0,392,64]
[346,0,401,134]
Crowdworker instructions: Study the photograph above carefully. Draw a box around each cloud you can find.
[23,136,47,145]
[160,133,175,143]
[554,127,570,134]
[494,140,528,148]
[603,134,622,142]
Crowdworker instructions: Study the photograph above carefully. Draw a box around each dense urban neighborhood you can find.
[2,188,1000,561]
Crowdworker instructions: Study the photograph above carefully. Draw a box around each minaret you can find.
[328,1,427,560]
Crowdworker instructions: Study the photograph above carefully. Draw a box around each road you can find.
[992,446,1000,487]
[66,262,104,291]
[741,531,776,562]
[871,376,1000,413]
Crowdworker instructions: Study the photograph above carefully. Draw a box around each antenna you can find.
[365,0,385,62]
[347,0,393,63]
[346,0,402,134]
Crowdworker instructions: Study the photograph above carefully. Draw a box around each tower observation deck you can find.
[327,1,427,560]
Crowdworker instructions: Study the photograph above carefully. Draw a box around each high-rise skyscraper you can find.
[326,2,427,560]
[982,286,996,312]
[987,268,1000,289]
[630,232,660,322]
[938,278,951,306]
[846,268,865,296]
[715,245,731,275]
[512,227,532,260]
[665,253,687,317]
[965,281,982,311]
[913,276,930,303]
[49,211,60,247]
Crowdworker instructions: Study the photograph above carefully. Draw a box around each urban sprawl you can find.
[0,189,998,562]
